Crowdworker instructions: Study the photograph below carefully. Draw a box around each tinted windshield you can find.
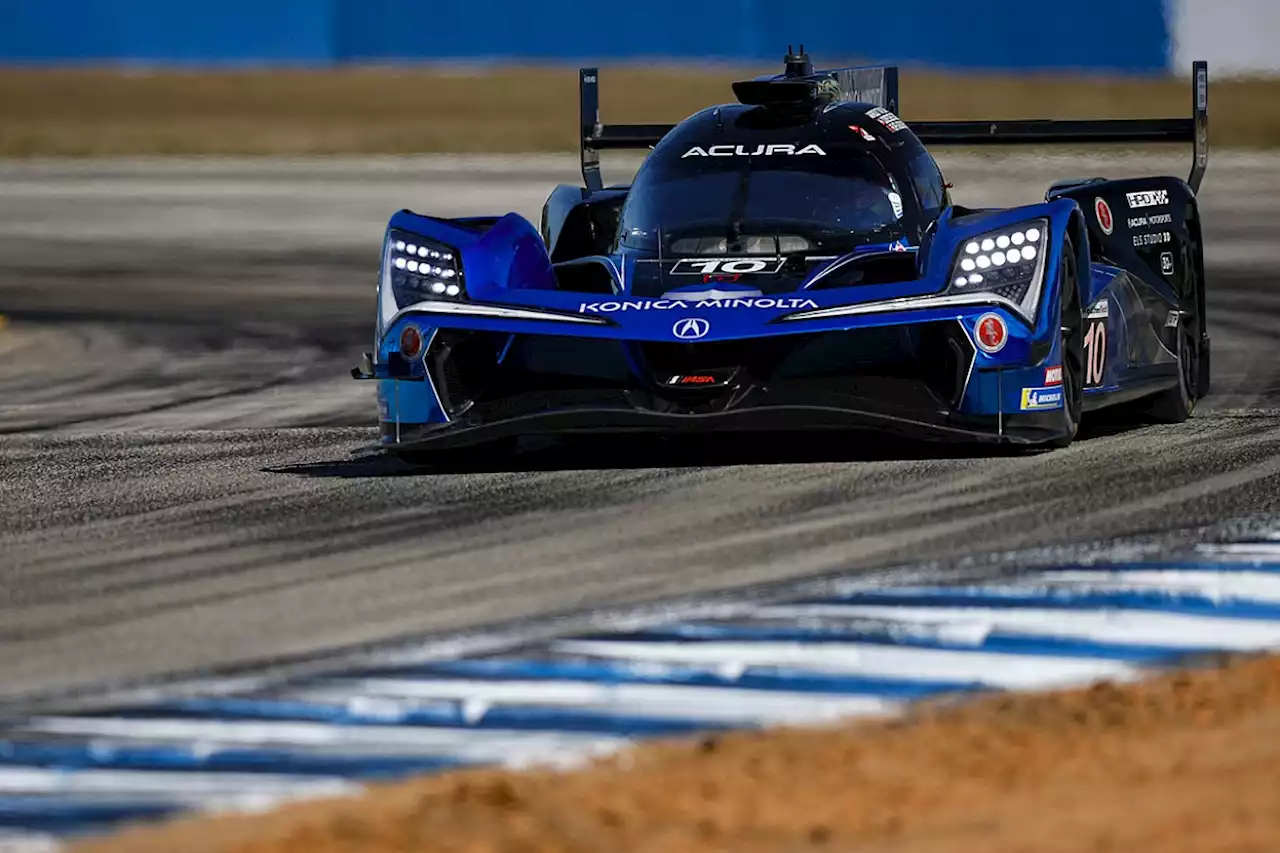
[616,144,910,257]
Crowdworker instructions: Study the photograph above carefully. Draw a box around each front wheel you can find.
[1049,235,1084,449]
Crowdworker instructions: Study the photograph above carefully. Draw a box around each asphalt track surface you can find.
[1,153,1278,705]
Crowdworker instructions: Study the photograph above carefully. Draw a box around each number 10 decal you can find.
[1083,317,1108,388]
[671,258,786,275]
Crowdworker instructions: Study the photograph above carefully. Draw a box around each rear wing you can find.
[579,61,1209,194]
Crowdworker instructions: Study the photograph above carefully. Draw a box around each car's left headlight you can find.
[948,219,1049,321]
[385,229,466,307]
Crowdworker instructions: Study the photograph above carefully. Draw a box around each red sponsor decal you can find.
[974,313,1008,354]
[1094,197,1114,235]
[1044,365,1063,386]
[702,274,742,283]
[399,325,423,359]
[669,375,717,386]
[849,124,876,142]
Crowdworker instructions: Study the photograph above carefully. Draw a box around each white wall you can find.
[1170,0,1280,76]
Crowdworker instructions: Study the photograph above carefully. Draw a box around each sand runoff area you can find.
[70,652,1280,853]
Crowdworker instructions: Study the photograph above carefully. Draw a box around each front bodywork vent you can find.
[806,252,921,290]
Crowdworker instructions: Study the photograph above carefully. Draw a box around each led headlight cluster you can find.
[948,220,1048,320]
[386,229,464,307]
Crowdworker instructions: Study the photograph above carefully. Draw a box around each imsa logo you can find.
[682,144,827,158]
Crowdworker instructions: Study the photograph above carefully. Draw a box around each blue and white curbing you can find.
[3,528,1280,850]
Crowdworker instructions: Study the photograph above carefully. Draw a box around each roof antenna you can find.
[784,44,812,78]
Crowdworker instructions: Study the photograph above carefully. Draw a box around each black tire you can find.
[1143,319,1197,423]
[1049,235,1085,449]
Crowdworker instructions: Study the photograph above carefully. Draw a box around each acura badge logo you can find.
[672,317,710,340]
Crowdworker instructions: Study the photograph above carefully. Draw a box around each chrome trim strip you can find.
[1016,225,1051,319]
[391,300,610,327]
[779,292,1027,323]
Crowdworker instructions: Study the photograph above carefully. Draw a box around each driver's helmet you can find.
[843,180,905,232]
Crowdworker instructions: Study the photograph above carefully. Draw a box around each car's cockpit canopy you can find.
[614,100,949,261]
[607,45,946,261]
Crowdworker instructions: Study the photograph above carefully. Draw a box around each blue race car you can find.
[353,48,1212,458]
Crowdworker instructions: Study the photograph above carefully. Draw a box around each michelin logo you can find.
[1021,386,1065,411]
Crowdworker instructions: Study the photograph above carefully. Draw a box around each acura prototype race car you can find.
[354,48,1212,457]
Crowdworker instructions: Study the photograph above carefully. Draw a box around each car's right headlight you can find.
[948,219,1049,321]
[385,229,466,307]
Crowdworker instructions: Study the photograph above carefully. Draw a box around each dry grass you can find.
[1,67,1279,156]
[70,653,1280,853]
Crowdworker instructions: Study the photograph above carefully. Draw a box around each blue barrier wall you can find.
[0,0,1172,71]
[0,0,335,64]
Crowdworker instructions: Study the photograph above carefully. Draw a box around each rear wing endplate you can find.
[579,61,1209,194]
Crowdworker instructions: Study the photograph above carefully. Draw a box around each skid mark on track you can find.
[2,522,1280,847]
[3,410,1280,701]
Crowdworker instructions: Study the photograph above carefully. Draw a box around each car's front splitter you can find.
[369,400,1068,455]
